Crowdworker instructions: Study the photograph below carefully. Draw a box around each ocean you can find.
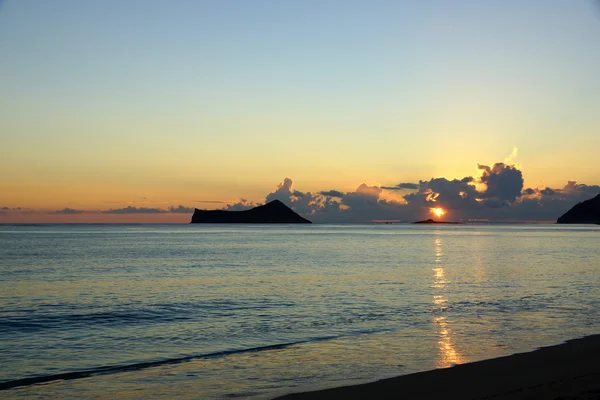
[1,224,599,399]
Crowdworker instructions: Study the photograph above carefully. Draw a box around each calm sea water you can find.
[1,224,599,399]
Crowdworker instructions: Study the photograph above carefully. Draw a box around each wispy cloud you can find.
[381,183,419,190]
[319,190,344,198]
[102,205,196,214]
[103,206,167,214]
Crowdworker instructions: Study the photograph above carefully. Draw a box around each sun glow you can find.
[430,207,445,218]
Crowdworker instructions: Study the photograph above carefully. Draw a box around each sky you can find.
[1,0,599,223]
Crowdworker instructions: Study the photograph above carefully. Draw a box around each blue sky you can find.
[1,1,599,221]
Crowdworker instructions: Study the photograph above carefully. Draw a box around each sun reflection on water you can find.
[432,233,463,368]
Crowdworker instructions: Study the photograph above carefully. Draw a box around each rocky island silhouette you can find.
[557,194,600,224]
[413,218,462,224]
[191,199,311,224]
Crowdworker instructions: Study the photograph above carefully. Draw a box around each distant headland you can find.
[413,219,462,224]
[557,194,600,224]
[191,200,311,224]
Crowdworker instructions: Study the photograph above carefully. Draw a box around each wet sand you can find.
[275,334,600,400]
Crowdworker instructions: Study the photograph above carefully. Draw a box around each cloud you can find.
[522,188,536,196]
[562,181,600,198]
[382,183,419,190]
[0,206,33,213]
[504,146,519,165]
[54,208,84,215]
[103,206,167,214]
[17,151,597,223]
[103,205,196,214]
[403,176,479,213]
[265,178,294,206]
[264,178,323,215]
[540,187,556,196]
[341,184,382,209]
[0,207,43,216]
[251,168,509,222]
[243,152,598,222]
[477,162,524,203]
[168,205,195,213]
[508,181,600,221]
[254,179,413,222]
[319,190,344,198]
[223,198,259,211]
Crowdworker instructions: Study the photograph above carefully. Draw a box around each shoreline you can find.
[274,334,600,400]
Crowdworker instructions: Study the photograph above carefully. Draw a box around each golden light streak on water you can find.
[432,232,463,368]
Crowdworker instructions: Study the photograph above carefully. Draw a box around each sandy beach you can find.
[276,335,600,400]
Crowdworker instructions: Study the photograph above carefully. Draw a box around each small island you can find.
[191,199,311,224]
[413,219,462,224]
[556,194,600,224]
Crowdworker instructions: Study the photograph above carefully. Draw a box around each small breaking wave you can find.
[0,335,338,391]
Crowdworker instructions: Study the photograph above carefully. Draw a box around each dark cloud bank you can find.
[54,208,84,215]
[223,162,600,223]
[0,205,197,217]
[6,160,593,223]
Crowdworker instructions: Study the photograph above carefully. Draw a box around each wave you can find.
[0,300,297,333]
[0,310,191,333]
[0,335,338,391]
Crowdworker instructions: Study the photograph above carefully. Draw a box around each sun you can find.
[430,207,445,218]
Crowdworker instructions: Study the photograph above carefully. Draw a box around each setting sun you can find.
[430,207,445,218]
